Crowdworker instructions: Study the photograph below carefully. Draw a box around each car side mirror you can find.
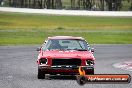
[91,48,94,53]
[36,47,41,51]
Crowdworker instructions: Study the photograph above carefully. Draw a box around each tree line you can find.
[1,0,132,11]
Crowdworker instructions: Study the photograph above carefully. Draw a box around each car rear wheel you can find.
[37,68,45,79]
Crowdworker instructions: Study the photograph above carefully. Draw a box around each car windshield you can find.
[42,39,90,51]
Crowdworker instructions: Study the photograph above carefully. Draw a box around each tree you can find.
[28,0,31,8]
[71,0,75,9]
[20,0,24,7]
[0,0,3,5]
[105,0,122,11]
[46,0,51,9]
[55,0,62,9]
[38,0,43,9]
[83,0,92,10]
[100,0,105,11]
[9,0,12,6]
[33,0,36,8]
[77,0,83,9]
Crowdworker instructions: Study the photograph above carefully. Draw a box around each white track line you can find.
[113,61,132,71]
[0,7,132,16]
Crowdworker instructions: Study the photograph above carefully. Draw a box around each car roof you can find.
[48,36,84,40]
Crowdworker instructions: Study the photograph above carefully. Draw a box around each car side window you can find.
[42,40,51,51]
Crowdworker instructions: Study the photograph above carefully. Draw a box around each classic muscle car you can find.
[37,36,95,79]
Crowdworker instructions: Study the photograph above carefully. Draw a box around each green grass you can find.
[0,12,132,45]
[0,12,132,30]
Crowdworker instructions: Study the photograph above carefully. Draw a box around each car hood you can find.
[41,50,95,60]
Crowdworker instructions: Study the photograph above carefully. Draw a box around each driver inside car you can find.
[48,40,62,50]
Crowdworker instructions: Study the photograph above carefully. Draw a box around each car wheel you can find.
[37,68,45,79]
[76,76,87,85]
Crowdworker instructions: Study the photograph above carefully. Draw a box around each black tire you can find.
[76,76,87,85]
[37,68,45,79]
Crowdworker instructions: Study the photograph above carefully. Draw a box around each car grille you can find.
[52,58,81,66]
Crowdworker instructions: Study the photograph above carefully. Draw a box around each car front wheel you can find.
[37,68,45,79]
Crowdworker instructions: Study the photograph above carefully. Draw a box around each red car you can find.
[37,36,95,79]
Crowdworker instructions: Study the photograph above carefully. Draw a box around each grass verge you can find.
[0,12,132,45]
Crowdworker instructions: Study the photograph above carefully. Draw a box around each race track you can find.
[0,45,132,88]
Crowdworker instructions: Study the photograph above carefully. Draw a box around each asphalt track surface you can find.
[0,44,132,88]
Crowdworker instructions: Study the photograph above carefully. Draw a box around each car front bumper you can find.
[38,65,94,74]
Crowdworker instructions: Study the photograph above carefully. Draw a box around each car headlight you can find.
[86,60,94,66]
[39,58,48,65]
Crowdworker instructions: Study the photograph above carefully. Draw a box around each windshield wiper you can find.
[76,49,87,51]
[49,48,66,51]
[71,49,87,51]
[62,49,87,51]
